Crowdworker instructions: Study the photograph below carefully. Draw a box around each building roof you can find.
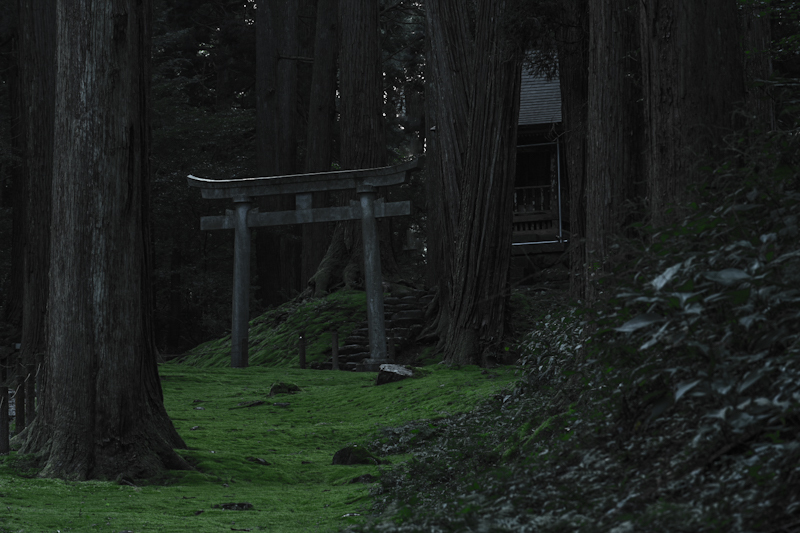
[518,71,562,126]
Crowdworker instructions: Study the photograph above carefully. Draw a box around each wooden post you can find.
[298,333,306,369]
[358,186,388,368]
[1,352,9,454]
[331,331,339,370]
[231,196,252,368]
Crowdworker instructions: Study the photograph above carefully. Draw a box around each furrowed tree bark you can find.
[301,0,338,287]
[424,0,521,363]
[338,0,384,171]
[584,0,645,300]
[639,0,746,226]
[422,0,472,343]
[308,0,395,297]
[741,4,774,130]
[19,0,189,480]
[556,0,589,301]
[255,0,302,307]
[16,0,56,424]
[2,8,23,331]
[440,0,522,365]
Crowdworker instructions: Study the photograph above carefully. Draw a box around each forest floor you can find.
[0,363,516,532]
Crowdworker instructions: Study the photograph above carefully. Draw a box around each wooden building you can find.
[513,71,567,257]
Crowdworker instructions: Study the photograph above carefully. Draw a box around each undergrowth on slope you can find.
[179,289,367,367]
[347,128,800,531]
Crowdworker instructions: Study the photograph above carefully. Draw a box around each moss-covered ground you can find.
[179,290,368,368]
[0,364,515,532]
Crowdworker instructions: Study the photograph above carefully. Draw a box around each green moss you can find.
[179,290,368,368]
[0,363,516,532]
[416,346,442,366]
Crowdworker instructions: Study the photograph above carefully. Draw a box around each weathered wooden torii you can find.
[188,157,423,369]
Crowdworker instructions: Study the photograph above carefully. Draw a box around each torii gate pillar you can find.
[231,195,252,367]
[358,185,387,365]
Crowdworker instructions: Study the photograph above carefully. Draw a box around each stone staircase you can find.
[310,289,434,371]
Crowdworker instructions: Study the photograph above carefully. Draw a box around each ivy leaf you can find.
[774,249,800,263]
[646,394,673,425]
[639,322,670,351]
[652,263,682,291]
[703,268,751,285]
[739,313,765,330]
[704,407,730,420]
[675,379,702,403]
[615,314,665,333]
[672,291,703,306]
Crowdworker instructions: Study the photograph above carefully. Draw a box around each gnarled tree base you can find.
[306,219,399,298]
[17,408,191,481]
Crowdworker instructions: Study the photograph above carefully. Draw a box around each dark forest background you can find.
[0,0,798,357]
[0,0,428,354]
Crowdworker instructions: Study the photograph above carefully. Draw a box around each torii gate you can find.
[188,157,423,369]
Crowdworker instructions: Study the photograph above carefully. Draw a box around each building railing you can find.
[511,140,565,251]
[513,185,552,214]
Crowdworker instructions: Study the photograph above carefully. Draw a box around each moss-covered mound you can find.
[178,289,368,367]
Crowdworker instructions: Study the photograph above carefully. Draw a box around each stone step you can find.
[391,317,422,328]
[338,344,368,356]
[392,309,424,321]
[388,326,409,337]
[344,353,370,363]
[392,303,421,313]
[344,335,369,346]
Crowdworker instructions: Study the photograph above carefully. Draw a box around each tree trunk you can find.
[741,5,774,130]
[557,0,589,301]
[422,0,473,342]
[639,0,746,226]
[16,0,56,424]
[584,0,645,300]
[308,0,394,297]
[338,0,385,171]
[19,0,189,480]
[301,0,338,287]
[424,0,521,365]
[166,240,183,352]
[255,0,302,307]
[2,14,23,330]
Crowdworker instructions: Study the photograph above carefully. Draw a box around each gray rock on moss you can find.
[332,444,380,465]
[376,364,414,385]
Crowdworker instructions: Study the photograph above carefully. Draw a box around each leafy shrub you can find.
[346,126,800,532]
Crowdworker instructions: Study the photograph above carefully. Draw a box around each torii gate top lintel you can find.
[188,157,423,200]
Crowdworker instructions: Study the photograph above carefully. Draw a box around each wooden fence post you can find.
[298,333,306,369]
